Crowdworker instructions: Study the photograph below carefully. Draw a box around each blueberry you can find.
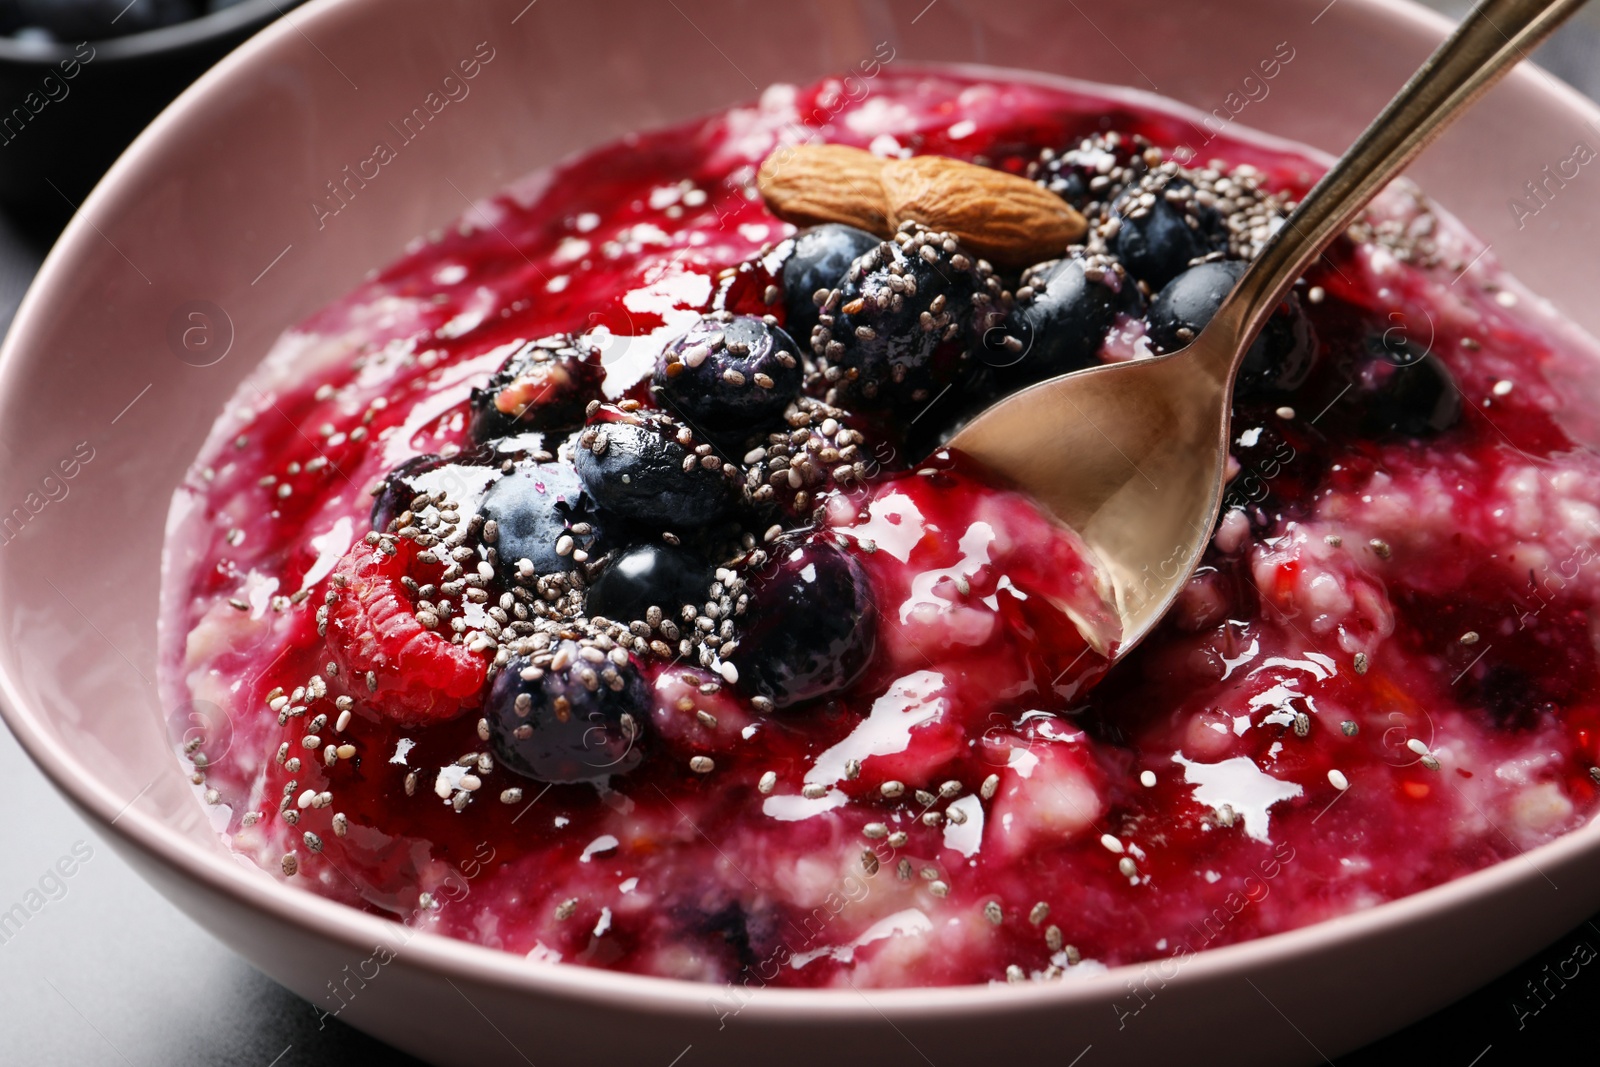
[1111,201,1199,290]
[654,315,802,431]
[369,449,500,535]
[487,643,649,783]
[1240,300,1317,398]
[1146,260,1236,349]
[586,545,710,623]
[469,334,605,443]
[1110,177,1224,289]
[480,462,605,578]
[782,224,880,340]
[731,541,876,709]
[574,405,741,528]
[1353,333,1461,437]
[986,255,1145,388]
[817,226,999,408]
[742,396,886,519]
[1030,132,1153,211]
[1146,260,1316,396]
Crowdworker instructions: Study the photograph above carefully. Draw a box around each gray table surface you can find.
[4,3,1600,1064]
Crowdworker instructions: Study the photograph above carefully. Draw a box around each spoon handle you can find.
[1198,0,1588,382]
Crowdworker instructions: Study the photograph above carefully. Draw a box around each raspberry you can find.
[324,541,488,725]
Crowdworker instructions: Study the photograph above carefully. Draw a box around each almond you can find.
[757,144,889,234]
[880,155,1087,267]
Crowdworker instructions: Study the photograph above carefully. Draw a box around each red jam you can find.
[162,68,1600,990]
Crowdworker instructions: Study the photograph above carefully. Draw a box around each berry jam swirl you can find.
[162,68,1600,989]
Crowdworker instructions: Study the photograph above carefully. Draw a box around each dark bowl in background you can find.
[0,0,300,241]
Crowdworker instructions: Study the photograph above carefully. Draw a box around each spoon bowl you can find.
[954,345,1226,651]
[950,0,1588,658]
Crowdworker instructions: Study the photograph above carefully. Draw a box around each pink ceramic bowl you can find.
[3,0,1600,1063]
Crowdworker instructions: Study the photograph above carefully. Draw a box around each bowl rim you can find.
[4,0,1600,1021]
[0,0,302,64]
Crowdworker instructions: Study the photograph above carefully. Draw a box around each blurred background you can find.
[1,0,1599,1064]
[0,1,305,239]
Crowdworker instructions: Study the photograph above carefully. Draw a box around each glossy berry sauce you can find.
[162,69,1600,989]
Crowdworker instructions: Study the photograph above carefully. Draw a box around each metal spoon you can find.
[947,0,1586,660]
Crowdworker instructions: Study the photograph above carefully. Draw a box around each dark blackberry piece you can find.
[1352,332,1461,437]
[654,314,802,431]
[813,224,1002,409]
[1147,260,1316,397]
[899,378,1003,463]
[469,333,604,442]
[1109,173,1227,289]
[781,224,880,340]
[731,540,876,709]
[586,545,711,624]
[986,253,1144,389]
[486,642,649,783]
[742,397,884,519]
[369,449,501,535]
[1029,132,1154,211]
[574,403,743,528]
[480,461,606,579]
[1221,420,1324,518]
[1468,664,1545,731]
[696,902,763,975]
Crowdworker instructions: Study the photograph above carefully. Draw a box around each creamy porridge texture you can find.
[162,69,1600,988]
